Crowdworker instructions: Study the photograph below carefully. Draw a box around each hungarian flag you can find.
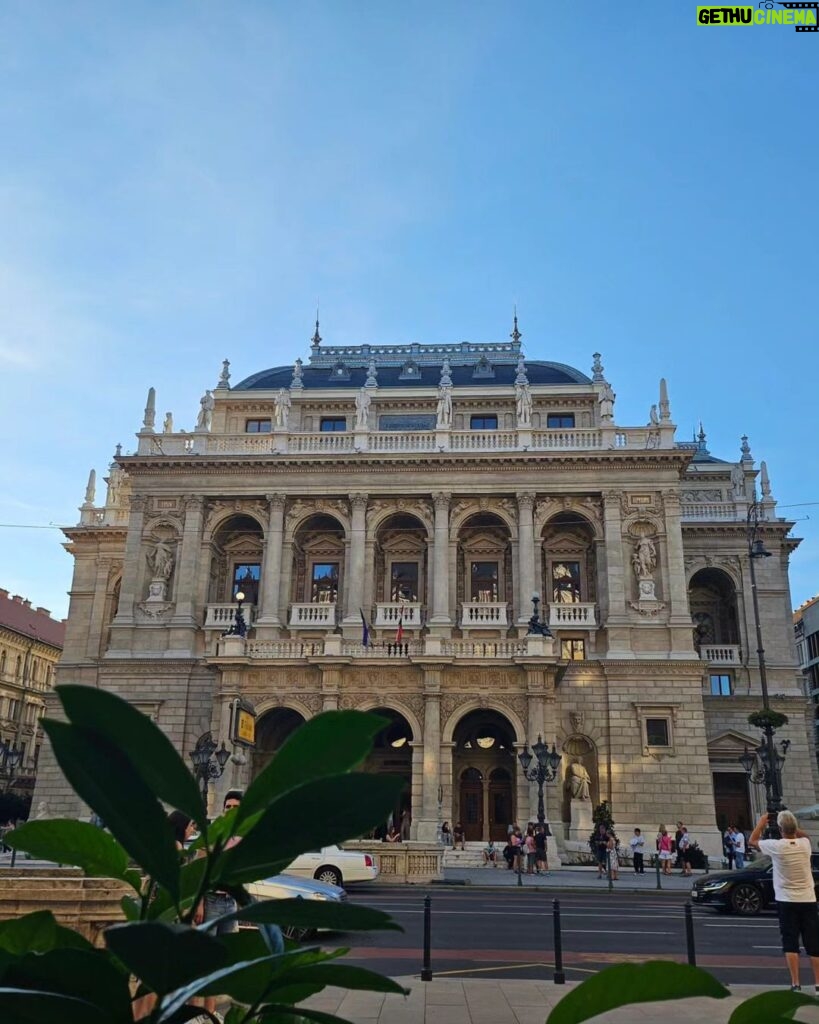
[395,617,404,644]
[360,609,371,648]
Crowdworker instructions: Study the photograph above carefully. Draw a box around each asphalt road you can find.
[323,886,794,985]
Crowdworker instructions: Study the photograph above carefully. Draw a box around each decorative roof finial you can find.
[760,459,773,500]
[696,422,709,454]
[217,359,231,390]
[659,378,671,422]
[514,352,528,386]
[311,305,322,349]
[83,469,96,507]
[592,353,605,383]
[291,357,304,389]
[510,307,521,346]
[740,434,753,463]
[365,355,378,388]
[142,387,156,432]
[115,442,122,458]
[439,356,452,387]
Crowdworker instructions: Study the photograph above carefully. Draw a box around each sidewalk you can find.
[441,864,705,892]
[301,978,808,1023]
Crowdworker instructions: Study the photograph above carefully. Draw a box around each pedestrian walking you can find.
[606,832,619,880]
[592,823,608,879]
[629,828,645,874]
[733,826,746,870]
[678,826,693,876]
[674,821,684,868]
[723,826,736,869]
[749,810,819,993]
[657,825,673,875]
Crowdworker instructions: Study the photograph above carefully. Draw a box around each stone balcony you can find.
[229,632,552,661]
[373,602,423,629]
[203,602,256,630]
[289,602,337,630]
[460,602,509,630]
[700,644,742,665]
[548,602,598,629]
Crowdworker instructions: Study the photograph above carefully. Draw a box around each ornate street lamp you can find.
[223,589,248,638]
[526,593,553,638]
[740,500,788,838]
[189,731,231,799]
[518,735,562,829]
[0,742,23,793]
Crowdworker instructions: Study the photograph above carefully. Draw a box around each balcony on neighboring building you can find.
[203,603,256,631]
[460,602,509,630]
[548,602,598,629]
[289,603,337,630]
[700,644,741,665]
[373,602,423,630]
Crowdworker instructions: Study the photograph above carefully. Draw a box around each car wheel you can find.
[731,883,763,915]
[314,866,342,887]
[283,925,317,942]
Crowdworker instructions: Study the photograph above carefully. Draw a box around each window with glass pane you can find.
[471,561,499,602]
[547,413,575,428]
[232,564,260,603]
[320,417,347,432]
[470,415,498,430]
[710,674,733,696]
[645,718,670,746]
[561,639,586,661]
[311,563,339,603]
[552,562,582,603]
[245,419,272,433]
[391,562,419,602]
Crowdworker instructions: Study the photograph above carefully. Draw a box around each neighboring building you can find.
[794,595,819,766]
[0,589,65,795]
[33,328,817,856]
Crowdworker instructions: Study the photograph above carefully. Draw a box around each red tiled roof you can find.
[0,590,65,649]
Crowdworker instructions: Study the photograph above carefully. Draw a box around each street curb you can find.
[399,881,692,896]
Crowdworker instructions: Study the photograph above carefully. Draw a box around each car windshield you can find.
[749,856,772,871]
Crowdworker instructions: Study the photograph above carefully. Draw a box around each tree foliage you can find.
[0,687,406,1022]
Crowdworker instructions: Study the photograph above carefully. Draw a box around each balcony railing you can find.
[289,603,337,629]
[548,602,598,628]
[681,501,742,522]
[341,640,423,658]
[460,602,509,629]
[373,602,423,628]
[204,603,256,630]
[442,639,527,658]
[700,644,741,665]
[238,637,524,659]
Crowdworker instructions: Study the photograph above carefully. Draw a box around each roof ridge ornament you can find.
[291,357,304,389]
[514,352,528,386]
[510,308,521,346]
[365,355,378,388]
[216,359,231,390]
[659,378,671,422]
[592,353,605,383]
[311,307,322,351]
[142,387,156,433]
[439,355,452,387]
[740,434,753,464]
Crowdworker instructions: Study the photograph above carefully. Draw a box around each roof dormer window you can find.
[329,360,351,381]
[399,359,421,380]
[472,356,495,379]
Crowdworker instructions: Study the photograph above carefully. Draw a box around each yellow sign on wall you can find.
[233,702,256,747]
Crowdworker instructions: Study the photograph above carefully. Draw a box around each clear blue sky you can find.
[1,1,817,619]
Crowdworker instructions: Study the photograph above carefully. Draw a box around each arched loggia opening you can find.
[452,709,516,842]
[361,708,413,839]
[689,568,739,651]
[251,707,306,780]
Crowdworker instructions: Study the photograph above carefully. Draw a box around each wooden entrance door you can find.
[460,767,484,841]
[713,771,752,832]
[488,767,513,842]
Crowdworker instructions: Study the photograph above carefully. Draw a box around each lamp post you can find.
[526,593,553,638]
[189,731,231,800]
[223,589,247,638]
[0,742,23,794]
[518,736,562,829]
[740,500,787,838]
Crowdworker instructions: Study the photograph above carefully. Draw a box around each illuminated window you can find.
[561,639,586,661]
[471,561,499,602]
[311,563,339,603]
[552,562,582,603]
[391,562,419,602]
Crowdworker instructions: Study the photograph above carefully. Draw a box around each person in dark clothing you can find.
[534,826,549,874]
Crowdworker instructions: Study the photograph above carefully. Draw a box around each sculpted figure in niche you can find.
[274,388,291,429]
[515,382,532,426]
[147,539,175,581]
[354,387,371,430]
[632,535,657,580]
[196,390,215,431]
[566,760,591,802]
[436,386,452,428]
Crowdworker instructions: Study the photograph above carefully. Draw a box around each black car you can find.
[691,853,819,916]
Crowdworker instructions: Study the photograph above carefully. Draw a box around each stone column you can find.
[110,495,147,630]
[257,494,285,629]
[342,494,368,634]
[517,492,536,628]
[416,666,445,841]
[662,489,696,655]
[429,493,452,635]
[171,495,205,626]
[602,491,631,656]
[85,557,113,659]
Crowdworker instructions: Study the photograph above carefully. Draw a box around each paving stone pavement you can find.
[300,978,819,1023]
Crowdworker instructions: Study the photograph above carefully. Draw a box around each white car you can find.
[282,845,378,886]
[246,873,347,940]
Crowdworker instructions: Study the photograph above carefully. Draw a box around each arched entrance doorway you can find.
[453,710,516,841]
[362,709,413,838]
[252,707,306,780]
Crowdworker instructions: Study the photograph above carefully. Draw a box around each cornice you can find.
[62,526,128,541]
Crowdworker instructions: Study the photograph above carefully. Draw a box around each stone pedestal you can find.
[569,799,593,840]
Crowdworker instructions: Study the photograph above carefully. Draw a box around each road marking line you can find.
[430,962,597,977]
[563,929,674,935]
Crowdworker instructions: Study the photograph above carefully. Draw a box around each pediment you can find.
[708,729,759,761]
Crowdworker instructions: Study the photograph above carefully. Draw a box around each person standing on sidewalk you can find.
[733,826,746,869]
[749,810,819,993]
[723,826,736,869]
[606,832,619,881]
[629,828,645,874]
[592,823,609,879]
[678,827,693,876]
[657,825,674,875]
[534,826,549,874]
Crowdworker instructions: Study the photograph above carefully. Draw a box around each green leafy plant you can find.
[588,800,618,849]
[747,709,788,730]
[0,686,407,1022]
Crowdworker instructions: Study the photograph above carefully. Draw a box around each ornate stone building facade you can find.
[34,331,818,857]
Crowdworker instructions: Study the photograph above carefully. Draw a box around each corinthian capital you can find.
[350,493,369,513]
[433,492,451,513]
[517,492,536,513]
[266,493,286,510]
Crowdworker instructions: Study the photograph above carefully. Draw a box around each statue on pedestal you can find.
[274,388,291,429]
[355,388,371,430]
[436,386,452,428]
[196,390,214,432]
[515,382,532,427]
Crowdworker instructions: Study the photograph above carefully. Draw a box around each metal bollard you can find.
[421,895,433,981]
[684,901,696,966]
[552,898,565,985]
[655,852,662,890]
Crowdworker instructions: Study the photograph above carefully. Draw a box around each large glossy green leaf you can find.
[4,948,132,1021]
[238,711,388,824]
[105,921,229,996]
[43,719,180,899]
[157,953,295,1022]
[57,685,207,829]
[545,962,729,1024]
[5,819,134,885]
[728,990,819,1024]
[0,988,110,1024]
[209,897,402,934]
[0,911,93,955]
[216,772,404,885]
[196,939,335,1004]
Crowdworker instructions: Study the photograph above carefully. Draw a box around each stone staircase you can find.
[442,842,494,869]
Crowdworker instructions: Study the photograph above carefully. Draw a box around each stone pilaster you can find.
[662,489,697,655]
[602,491,631,656]
[416,665,444,841]
[429,493,452,635]
[256,494,285,630]
[171,495,205,626]
[109,494,147,639]
[342,494,368,634]
[517,492,536,627]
